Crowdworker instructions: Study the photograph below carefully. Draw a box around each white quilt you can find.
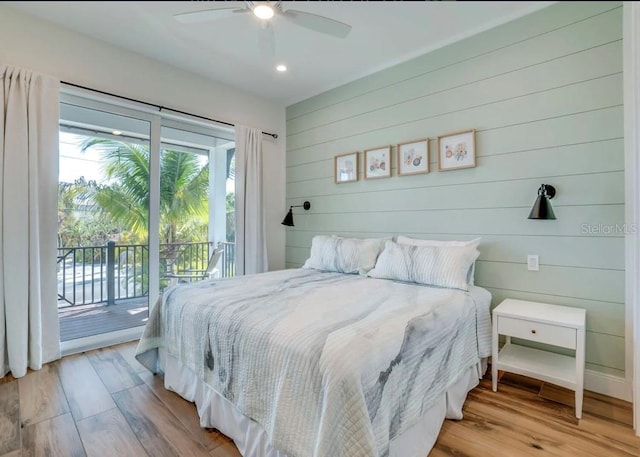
[136,268,490,457]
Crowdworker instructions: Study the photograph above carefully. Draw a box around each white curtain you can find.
[0,65,60,378]
[235,125,268,275]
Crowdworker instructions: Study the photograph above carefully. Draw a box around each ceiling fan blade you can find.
[173,7,250,24]
[258,21,276,58]
[279,9,352,38]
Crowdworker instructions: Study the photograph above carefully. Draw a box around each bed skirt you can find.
[158,348,486,457]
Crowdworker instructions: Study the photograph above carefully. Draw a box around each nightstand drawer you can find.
[497,316,576,349]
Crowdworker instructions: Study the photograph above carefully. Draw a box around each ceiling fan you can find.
[173,1,352,56]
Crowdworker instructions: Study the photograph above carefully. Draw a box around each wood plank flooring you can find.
[0,341,638,457]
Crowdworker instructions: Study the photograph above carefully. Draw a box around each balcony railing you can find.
[57,241,235,308]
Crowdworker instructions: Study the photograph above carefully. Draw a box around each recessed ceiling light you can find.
[112,130,122,136]
[276,64,287,72]
[254,4,274,20]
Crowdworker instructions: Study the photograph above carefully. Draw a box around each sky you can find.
[59,132,105,184]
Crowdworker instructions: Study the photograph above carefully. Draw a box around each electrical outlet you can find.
[527,255,539,271]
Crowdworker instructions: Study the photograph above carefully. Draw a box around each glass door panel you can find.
[159,125,235,290]
[58,102,151,342]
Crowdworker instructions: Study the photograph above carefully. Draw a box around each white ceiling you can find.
[5,1,555,106]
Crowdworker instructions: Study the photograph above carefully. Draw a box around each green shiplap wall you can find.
[284,2,624,379]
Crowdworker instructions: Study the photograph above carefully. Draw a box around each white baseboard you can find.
[585,369,631,402]
[61,326,144,357]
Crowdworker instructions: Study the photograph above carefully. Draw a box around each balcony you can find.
[58,241,235,341]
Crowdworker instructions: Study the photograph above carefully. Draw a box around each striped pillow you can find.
[302,235,386,275]
[367,240,479,291]
[396,236,480,285]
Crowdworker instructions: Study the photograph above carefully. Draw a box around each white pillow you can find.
[302,235,386,275]
[368,241,479,291]
[396,236,481,285]
[396,236,481,249]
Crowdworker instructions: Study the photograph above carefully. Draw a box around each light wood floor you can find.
[1,341,638,457]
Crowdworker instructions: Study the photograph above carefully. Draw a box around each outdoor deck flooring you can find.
[58,297,149,341]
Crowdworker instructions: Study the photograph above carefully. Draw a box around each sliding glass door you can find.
[57,93,235,349]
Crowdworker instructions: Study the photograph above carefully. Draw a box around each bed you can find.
[135,237,491,457]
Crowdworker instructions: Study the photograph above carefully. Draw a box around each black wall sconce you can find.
[281,201,311,226]
[528,184,556,220]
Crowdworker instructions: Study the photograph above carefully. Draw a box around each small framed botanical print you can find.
[335,151,359,183]
[397,139,429,176]
[364,146,391,179]
[437,129,476,171]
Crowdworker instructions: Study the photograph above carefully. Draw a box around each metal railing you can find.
[57,241,235,307]
[219,241,235,278]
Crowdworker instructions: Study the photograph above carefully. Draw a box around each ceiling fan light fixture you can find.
[253,4,274,20]
[276,64,287,72]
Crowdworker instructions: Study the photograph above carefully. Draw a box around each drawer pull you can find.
[531,329,537,334]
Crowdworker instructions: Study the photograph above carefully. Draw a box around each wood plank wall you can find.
[284,2,624,381]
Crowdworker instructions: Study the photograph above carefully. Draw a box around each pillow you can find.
[396,236,481,285]
[396,236,481,249]
[302,235,387,275]
[368,241,480,291]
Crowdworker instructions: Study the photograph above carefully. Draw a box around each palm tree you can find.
[79,139,209,246]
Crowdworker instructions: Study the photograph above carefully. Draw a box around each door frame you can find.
[623,1,640,434]
[59,91,161,355]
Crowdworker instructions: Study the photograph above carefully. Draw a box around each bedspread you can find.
[136,268,484,457]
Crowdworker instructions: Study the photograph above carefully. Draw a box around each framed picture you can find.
[364,146,391,179]
[437,129,476,171]
[397,139,429,176]
[334,151,359,183]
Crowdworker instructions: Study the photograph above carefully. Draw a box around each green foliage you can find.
[226,192,235,241]
[77,138,210,246]
[226,192,235,212]
[57,138,223,298]
[58,177,123,250]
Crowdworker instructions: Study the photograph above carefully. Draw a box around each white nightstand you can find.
[491,298,586,419]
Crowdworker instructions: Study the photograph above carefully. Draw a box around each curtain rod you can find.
[61,81,278,139]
